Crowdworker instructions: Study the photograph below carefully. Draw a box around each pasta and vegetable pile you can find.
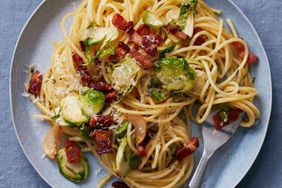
[25,0,260,187]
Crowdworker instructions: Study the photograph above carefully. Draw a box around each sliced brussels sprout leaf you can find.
[56,148,89,183]
[129,154,142,170]
[142,10,164,28]
[110,56,142,98]
[155,57,196,93]
[83,27,119,46]
[116,121,129,140]
[178,0,198,37]
[115,137,131,178]
[96,42,115,59]
[79,89,105,117]
[60,95,88,126]
[159,43,176,59]
[148,88,165,101]
[166,7,180,23]
[80,124,92,139]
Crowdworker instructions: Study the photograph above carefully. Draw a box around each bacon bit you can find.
[94,130,113,154]
[112,13,134,34]
[109,42,130,62]
[137,145,147,157]
[141,34,163,48]
[130,48,153,69]
[79,41,86,52]
[141,34,163,56]
[232,41,258,65]
[44,124,62,160]
[194,28,206,46]
[167,24,188,40]
[28,70,43,97]
[247,52,258,65]
[90,115,115,128]
[89,117,97,127]
[231,41,245,54]
[89,82,114,92]
[96,115,115,127]
[65,140,81,164]
[176,137,199,161]
[213,108,242,129]
[112,181,129,188]
[137,24,153,36]
[106,91,118,103]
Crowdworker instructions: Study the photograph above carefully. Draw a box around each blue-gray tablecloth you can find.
[1,0,281,187]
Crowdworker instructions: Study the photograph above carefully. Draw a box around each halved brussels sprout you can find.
[60,95,88,126]
[56,148,89,183]
[110,56,142,97]
[155,57,196,93]
[79,89,105,116]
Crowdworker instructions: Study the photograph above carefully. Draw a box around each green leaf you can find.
[116,121,129,139]
[219,111,229,123]
[159,43,176,59]
[149,88,165,101]
[178,0,198,29]
[80,124,91,139]
[129,154,142,169]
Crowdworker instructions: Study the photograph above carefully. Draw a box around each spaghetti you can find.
[25,0,260,187]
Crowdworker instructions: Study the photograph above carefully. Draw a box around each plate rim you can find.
[9,0,273,187]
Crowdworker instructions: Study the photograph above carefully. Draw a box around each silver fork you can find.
[189,111,242,188]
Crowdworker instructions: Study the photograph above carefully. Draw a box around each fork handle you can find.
[189,149,213,188]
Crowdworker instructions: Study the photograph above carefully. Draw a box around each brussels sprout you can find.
[79,89,105,116]
[83,27,119,46]
[155,57,196,93]
[115,137,131,178]
[110,56,142,97]
[177,0,198,37]
[60,95,88,126]
[142,10,164,28]
[56,148,89,183]
[116,121,129,140]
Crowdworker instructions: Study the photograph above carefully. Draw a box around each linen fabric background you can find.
[0,0,281,187]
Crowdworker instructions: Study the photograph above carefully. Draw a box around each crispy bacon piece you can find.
[137,145,147,157]
[176,137,199,161]
[213,108,242,129]
[232,41,258,65]
[89,82,114,92]
[28,70,43,97]
[79,41,86,52]
[137,24,152,36]
[94,130,113,154]
[167,24,188,40]
[106,91,118,103]
[130,48,153,69]
[65,140,81,164]
[112,181,129,188]
[193,28,207,46]
[112,13,134,34]
[89,115,115,128]
[247,52,258,65]
[141,34,163,56]
[109,42,130,62]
